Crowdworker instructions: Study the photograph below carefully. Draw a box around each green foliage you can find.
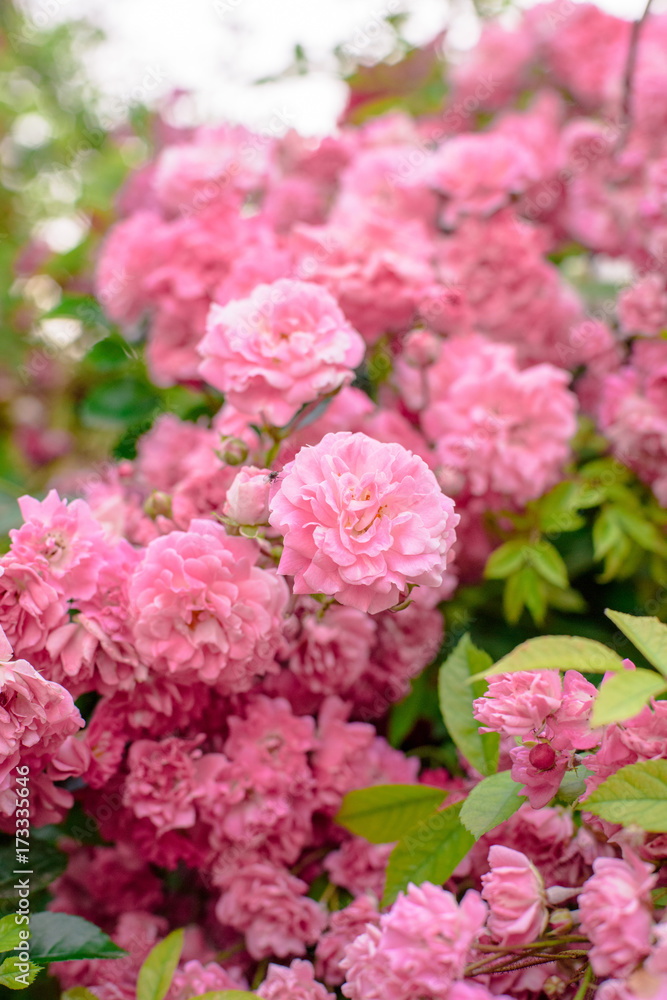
[0,914,23,953]
[584,760,667,832]
[591,668,667,726]
[136,928,184,1000]
[605,610,667,677]
[459,771,523,838]
[472,634,624,680]
[335,785,446,843]
[28,913,126,965]
[0,956,41,990]
[438,634,499,776]
[0,843,67,917]
[382,801,475,907]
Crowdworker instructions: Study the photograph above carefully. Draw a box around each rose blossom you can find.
[579,854,656,978]
[129,519,287,689]
[481,845,548,945]
[223,466,272,524]
[257,959,335,1000]
[341,883,487,1000]
[473,671,563,737]
[198,278,365,427]
[269,431,459,614]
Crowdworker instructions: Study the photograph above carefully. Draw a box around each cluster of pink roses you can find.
[4,0,667,996]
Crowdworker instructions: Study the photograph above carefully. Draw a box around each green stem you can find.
[572,964,594,1000]
[251,958,269,990]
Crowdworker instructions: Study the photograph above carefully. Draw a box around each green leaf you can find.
[0,956,41,989]
[85,336,134,372]
[0,843,67,916]
[136,928,184,1000]
[484,540,527,580]
[28,913,126,964]
[526,542,569,589]
[558,764,593,804]
[591,668,667,727]
[382,801,475,907]
[615,508,667,557]
[593,507,623,561]
[0,913,23,953]
[438,634,499,777]
[43,294,110,329]
[335,785,446,844]
[585,760,667,831]
[471,635,625,682]
[605,609,667,678]
[459,771,523,838]
[80,377,160,427]
[62,990,102,1000]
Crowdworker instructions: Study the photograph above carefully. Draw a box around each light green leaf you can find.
[605,609,667,678]
[470,635,625,682]
[28,913,125,964]
[585,760,667,831]
[593,507,623,561]
[382,801,475,907]
[335,785,446,844]
[137,929,184,1000]
[558,765,593,804]
[484,540,527,580]
[438,634,499,777]
[0,913,23,953]
[62,989,102,1000]
[527,542,569,589]
[0,956,41,989]
[459,771,523,838]
[591,668,667,727]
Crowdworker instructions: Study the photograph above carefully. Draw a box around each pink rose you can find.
[481,845,548,945]
[223,466,272,525]
[198,279,365,427]
[269,431,459,614]
[473,671,563,737]
[579,854,656,978]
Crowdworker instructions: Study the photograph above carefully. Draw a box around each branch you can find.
[616,0,653,152]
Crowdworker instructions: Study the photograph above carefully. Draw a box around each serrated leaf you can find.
[28,912,125,964]
[438,634,499,776]
[605,609,667,678]
[484,540,527,580]
[0,956,41,989]
[0,913,23,952]
[470,635,625,682]
[459,771,523,838]
[382,801,475,907]
[527,542,569,589]
[335,785,446,844]
[137,928,184,1000]
[584,760,667,831]
[591,668,667,726]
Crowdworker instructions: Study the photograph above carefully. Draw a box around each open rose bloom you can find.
[9,3,667,997]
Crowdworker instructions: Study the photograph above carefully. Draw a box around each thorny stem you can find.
[615,0,653,152]
[466,949,589,977]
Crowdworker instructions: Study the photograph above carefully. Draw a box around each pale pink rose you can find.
[481,845,548,945]
[257,959,335,1000]
[96,210,163,323]
[223,466,272,524]
[215,862,327,960]
[282,598,376,696]
[316,896,381,986]
[618,275,667,337]
[579,854,656,977]
[423,335,577,508]
[473,671,563,737]
[426,133,540,226]
[548,670,601,751]
[324,837,392,900]
[10,490,108,601]
[199,279,365,427]
[341,884,487,1000]
[269,431,459,614]
[123,736,225,835]
[451,21,533,111]
[168,960,246,1000]
[129,519,288,688]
